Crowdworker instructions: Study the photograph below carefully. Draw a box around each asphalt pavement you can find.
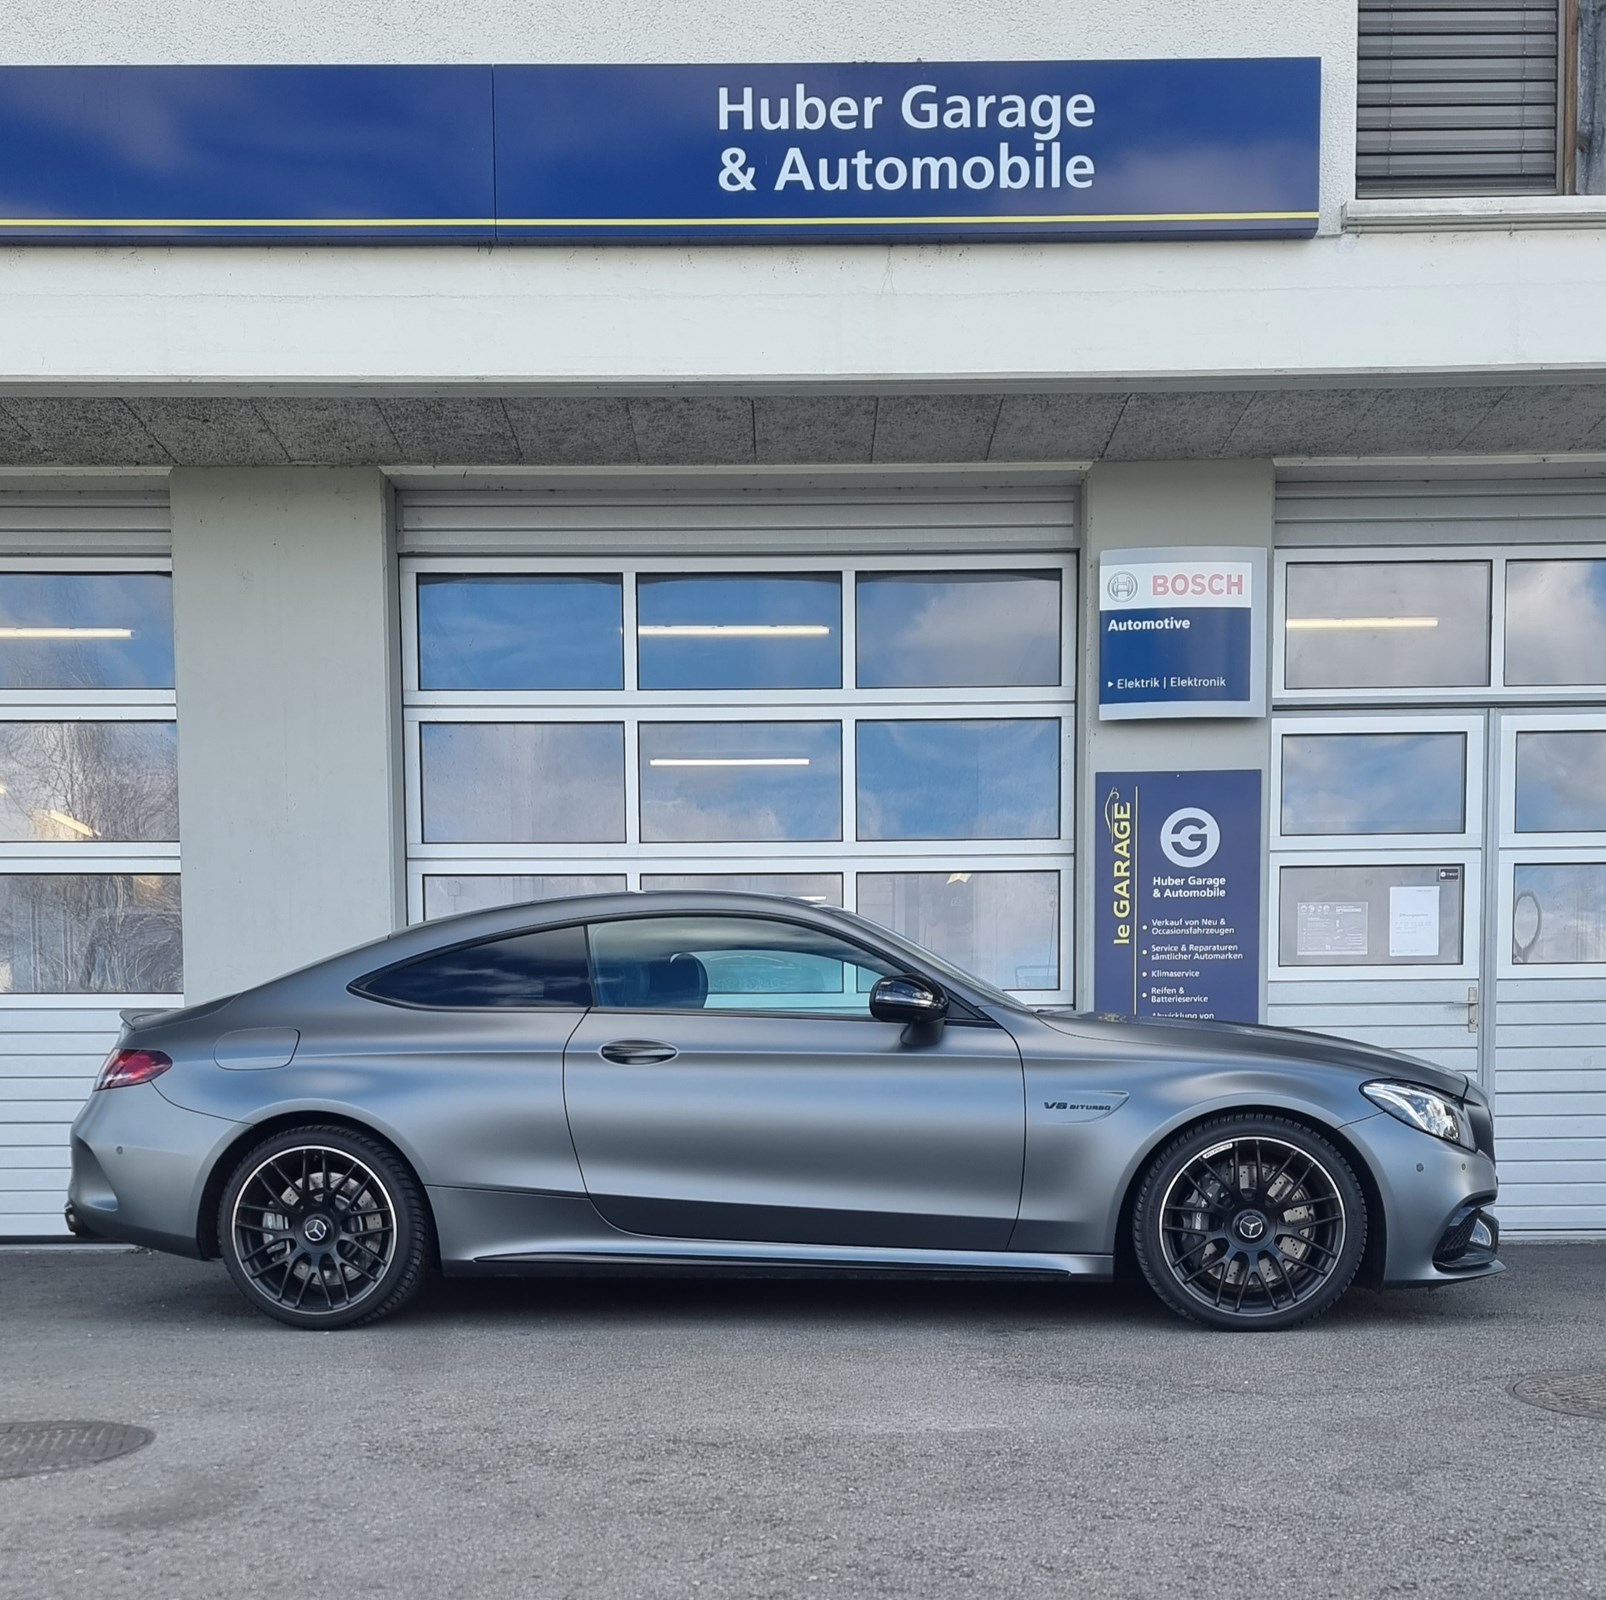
[1,1243,1603,1600]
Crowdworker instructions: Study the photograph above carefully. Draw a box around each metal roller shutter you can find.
[1357,0,1562,196]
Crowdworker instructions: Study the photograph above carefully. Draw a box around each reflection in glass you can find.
[420,723,625,843]
[1513,863,1606,964]
[640,873,844,905]
[423,874,627,920]
[637,575,841,690]
[1514,731,1606,833]
[1280,732,1465,836]
[857,870,1059,990]
[0,573,174,690]
[417,575,623,691]
[0,722,178,843]
[1278,863,1464,967]
[856,571,1061,688]
[589,914,899,1014]
[1506,560,1606,686]
[639,722,841,843]
[1284,563,1491,690]
[0,873,181,993]
[857,720,1059,840]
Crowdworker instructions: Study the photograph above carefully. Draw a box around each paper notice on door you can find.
[1389,884,1440,958]
[1296,901,1368,957]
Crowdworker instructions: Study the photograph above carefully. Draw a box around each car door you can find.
[562,911,1026,1250]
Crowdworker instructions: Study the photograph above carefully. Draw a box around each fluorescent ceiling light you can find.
[1285,617,1439,631]
[649,757,810,768]
[0,626,133,640]
[637,624,830,638]
[44,808,97,837]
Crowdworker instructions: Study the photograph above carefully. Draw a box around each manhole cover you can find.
[0,1421,154,1480]
[1510,1373,1606,1420]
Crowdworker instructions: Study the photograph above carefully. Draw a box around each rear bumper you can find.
[67,1082,244,1259]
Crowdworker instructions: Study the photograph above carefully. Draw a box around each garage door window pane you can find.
[417,575,623,691]
[421,723,625,843]
[1280,732,1465,836]
[0,572,174,690]
[1279,864,1464,967]
[857,720,1059,841]
[856,571,1061,688]
[1505,561,1606,687]
[640,722,842,842]
[0,722,178,843]
[858,870,1059,991]
[1284,563,1491,690]
[1514,731,1606,833]
[1513,863,1606,964]
[640,873,843,905]
[638,575,841,690]
[423,874,627,920]
[0,873,181,993]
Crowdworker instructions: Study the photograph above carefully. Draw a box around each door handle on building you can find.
[599,1040,679,1065]
[1466,985,1480,1035]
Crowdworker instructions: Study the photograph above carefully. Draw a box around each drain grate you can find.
[0,1421,155,1480]
[1510,1373,1606,1421]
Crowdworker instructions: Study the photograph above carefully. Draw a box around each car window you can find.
[587,914,904,1016]
[354,924,593,1008]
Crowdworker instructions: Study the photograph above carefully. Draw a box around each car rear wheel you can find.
[218,1126,433,1330]
[1132,1114,1367,1331]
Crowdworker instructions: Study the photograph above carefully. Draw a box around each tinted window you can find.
[357,924,593,1008]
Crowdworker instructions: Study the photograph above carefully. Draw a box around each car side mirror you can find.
[870,975,949,1027]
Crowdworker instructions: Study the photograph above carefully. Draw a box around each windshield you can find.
[809,901,1027,1012]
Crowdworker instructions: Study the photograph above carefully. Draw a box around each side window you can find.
[355,924,592,1008]
[588,914,903,1017]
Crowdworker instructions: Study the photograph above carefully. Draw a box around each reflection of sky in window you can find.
[857,870,1059,989]
[1513,863,1606,963]
[639,722,842,842]
[1280,733,1465,835]
[638,575,840,690]
[857,720,1059,840]
[857,572,1060,688]
[1506,561,1606,687]
[420,723,625,843]
[1284,563,1490,690]
[422,874,626,920]
[641,873,843,905]
[417,576,623,690]
[0,574,174,689]
[1514,732,1606,833]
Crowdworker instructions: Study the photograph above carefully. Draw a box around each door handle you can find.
[598,1040,679,1065]
[1466,984,1480,1035]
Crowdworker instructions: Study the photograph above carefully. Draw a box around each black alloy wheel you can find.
[218,1125,433,1330]
[1133,1114,1367,1331]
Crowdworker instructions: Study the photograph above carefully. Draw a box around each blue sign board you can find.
[0,59,1320,245]
[1099,547,1267,720]
[1093,769,1262,1024]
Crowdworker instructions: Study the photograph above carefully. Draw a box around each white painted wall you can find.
[170,468,403,999]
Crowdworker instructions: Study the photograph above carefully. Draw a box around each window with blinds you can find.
[1358,1,1563,196]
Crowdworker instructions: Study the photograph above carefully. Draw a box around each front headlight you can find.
[1363,1081,1470,1147]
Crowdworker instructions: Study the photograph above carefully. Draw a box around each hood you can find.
[1033,1009,1478,1103]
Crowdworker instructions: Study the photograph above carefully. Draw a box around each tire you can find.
[217,1125,433,1330]
[1132,1114,1367,1331]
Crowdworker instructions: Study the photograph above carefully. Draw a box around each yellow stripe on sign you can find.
[0,211,1319,229]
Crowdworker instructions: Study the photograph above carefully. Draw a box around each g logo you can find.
[1106,570,1138,602]
[1160,807,1220,868]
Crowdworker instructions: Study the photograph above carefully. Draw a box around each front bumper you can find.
[67,1082,244,1258]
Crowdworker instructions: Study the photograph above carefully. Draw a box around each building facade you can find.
[2,0,1605,1239]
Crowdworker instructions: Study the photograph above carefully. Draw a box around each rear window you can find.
[354,924,593,1009]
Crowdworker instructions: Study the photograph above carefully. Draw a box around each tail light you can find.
[95,1047,173,1091]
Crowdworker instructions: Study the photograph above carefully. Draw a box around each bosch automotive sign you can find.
[1098,547,1267,720]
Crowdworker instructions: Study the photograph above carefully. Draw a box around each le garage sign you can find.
[1098,547,1268,720]
[0,60,1320,245]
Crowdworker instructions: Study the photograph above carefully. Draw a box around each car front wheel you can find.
[218,1126,433,1330]
[1132,1114,1367,1331]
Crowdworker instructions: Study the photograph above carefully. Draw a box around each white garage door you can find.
[0,490,182,1239]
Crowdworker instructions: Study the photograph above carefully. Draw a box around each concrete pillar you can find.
[170,467,401,1001]
[1075,460,1276,1008]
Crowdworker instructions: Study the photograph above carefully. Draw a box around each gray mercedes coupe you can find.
[66,890,1502,1331]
